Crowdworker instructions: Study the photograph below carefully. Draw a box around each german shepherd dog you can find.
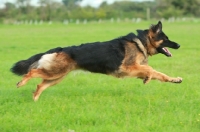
[11,21,182,101]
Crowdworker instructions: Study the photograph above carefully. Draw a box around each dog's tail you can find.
[10,47,63,76]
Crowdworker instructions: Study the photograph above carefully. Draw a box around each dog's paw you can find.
[16,80,25,88]
[143,76,152,84]
[16,81,22,88]
[33,94,39,102]
[171,77,182,83]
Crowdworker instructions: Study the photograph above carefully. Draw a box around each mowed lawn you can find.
[0,21,200,132]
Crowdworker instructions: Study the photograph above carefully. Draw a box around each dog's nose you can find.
[176,44,180,49]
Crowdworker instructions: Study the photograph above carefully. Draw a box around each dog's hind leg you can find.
[16,53,76,88]
[17,69,42,88]
[33,76,65,101]
[16,69,63,88]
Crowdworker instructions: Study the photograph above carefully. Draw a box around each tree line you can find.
[0,0,199,23]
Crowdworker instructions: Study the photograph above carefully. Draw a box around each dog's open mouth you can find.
[162,47,172,57]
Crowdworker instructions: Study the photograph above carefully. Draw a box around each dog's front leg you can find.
[123,65,154,84]
[122,65,182,84]
[151,70,182,83]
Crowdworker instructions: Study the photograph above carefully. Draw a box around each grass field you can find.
[0,21,200,132]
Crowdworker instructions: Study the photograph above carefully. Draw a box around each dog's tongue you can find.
[163,47,172,57]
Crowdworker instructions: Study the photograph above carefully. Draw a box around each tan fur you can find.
[33,77,65,101]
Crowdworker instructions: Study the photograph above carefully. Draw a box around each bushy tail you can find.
[10,47,63,76]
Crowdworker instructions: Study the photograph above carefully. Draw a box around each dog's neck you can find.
[136,30,158,56]
[136,30,148,46]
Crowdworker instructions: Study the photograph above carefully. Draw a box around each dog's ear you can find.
[150,21,162,33]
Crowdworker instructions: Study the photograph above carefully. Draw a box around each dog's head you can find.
[147,21,180,57]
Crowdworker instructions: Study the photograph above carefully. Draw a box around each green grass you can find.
[0,21,200,132]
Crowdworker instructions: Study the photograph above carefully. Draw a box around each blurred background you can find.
[0,0,200,24]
